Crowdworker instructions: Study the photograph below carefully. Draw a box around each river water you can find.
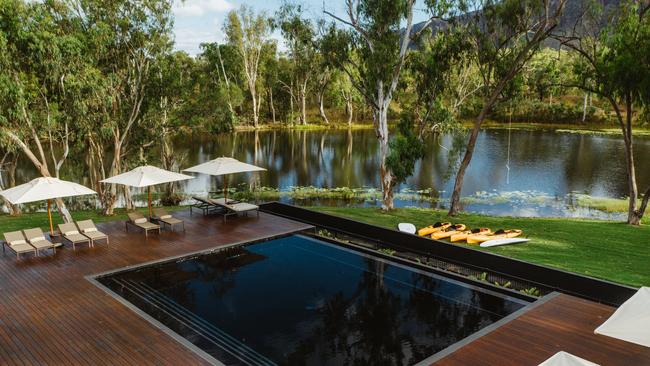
[8,128,650,219]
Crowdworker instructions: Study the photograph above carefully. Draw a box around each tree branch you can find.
[324,0,373,51]
[2,129,49,175]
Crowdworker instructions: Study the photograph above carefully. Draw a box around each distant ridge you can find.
[411,0,622,47]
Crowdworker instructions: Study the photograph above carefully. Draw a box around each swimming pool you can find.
[97,234,529,365]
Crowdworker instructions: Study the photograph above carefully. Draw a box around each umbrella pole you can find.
[148,186,152,218]
[47,199,54,235]
[224,176,228,202]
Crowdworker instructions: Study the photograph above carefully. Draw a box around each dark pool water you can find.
[99,235,527,365]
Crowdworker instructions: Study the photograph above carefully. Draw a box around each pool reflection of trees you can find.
[283,258,513,365]
[117,246,518,365]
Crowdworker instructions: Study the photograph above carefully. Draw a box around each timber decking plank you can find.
[434,293,650,365]
[0,210,312,365]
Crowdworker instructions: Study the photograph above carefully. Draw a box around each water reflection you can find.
[8,129,649,218]
[175,129,649,198]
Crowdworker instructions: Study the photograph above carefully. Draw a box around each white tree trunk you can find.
[582,92,589,122]
[300,80,308,125]
[318,91,329,125]
[377,89,394,210]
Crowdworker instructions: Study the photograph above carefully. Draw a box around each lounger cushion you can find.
[84,231,107,240]
[9,239,27,246]
[229,203,259,212]
[10,242,34,252]
[161,217,182,224]
[66,233,89,242]
[160,214,172,219]
[136,222,159,229]
[134,218,147,224]
[83,227,97,233]
[30,236,46,242]
[30,239,54,249]
[65,230,80,236]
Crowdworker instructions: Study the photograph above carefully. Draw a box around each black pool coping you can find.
[86,227,312,366]
[259,202,637,307]
[310,232,536,302]
[415,291,562,365]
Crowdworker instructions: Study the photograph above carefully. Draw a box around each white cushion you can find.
[10,239,26,246]
[65,230,79,236]
[160,214,172,219]
[134,218,147,224]
[30,236,46,242]
[84,227,97,233]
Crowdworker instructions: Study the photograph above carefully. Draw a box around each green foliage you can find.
[378,248,396,256]
[386,114,425,184]
[521,287,541,297]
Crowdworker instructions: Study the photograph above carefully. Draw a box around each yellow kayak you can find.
[432,224,467,240]
[418,222,451,236]
[450,228,491,242]
[466,229,522,244]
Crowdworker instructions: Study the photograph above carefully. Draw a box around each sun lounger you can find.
[209,199,259,222]
[190,196,220,216]
[209,197,238,205]
[76,220,109,245]
[126,212,161,237]
[2,231,36,259]
[152,208,185,232]
[59,222,92,250]
[23,228,56,255]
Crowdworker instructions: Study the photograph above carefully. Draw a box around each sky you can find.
[172,0,343,56]
[172,0,431,56]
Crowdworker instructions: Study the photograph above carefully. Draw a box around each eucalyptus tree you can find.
[72,0,174,215]
[198,42,245,130]
[322,0,456,210]
[260,42,279,124]
[447,0,567,216]
[314,27,338,125]
[557,1,650,225]
[200,42,242,119]
[336,72,358,126]
[224,5,272,128]
[0,0,94,221]
[145,51,195,202]
[274,2,317,125]
[0,142,20,215]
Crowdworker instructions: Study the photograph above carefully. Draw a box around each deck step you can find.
[108,278,276,366]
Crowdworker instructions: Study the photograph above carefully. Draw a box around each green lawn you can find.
[309,206,650,288]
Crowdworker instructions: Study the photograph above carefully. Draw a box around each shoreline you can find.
[465,120,650,136]
[228,120,650,136]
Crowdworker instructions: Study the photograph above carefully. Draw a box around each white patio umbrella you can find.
[100,165,194,218]
[183,157,266,202]
[538,352,599,366]
[594,286,650,348]
[0,177,97,234]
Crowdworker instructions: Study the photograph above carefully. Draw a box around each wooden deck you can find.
[2,209,649,366]
[0,210,312,366]
[434,293,650,365]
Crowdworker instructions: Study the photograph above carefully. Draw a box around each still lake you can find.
[172,128,649,219]
[10,128,650,219]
